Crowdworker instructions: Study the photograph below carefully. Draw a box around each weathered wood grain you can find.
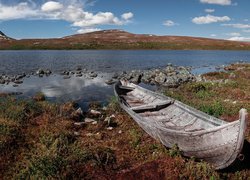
[114,80,248,170]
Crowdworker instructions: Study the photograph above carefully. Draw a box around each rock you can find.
[63,76,71,79]
[90,109,101,116]
[105,79,116,85]
[112,73,119,79]
[14,80,23,84]
[89,72,98,78]
[74,131,80,136]
[92,121,98,125]
[0,79,5,84]
[84,118,96,123]
[74,122,85,127]
[45,69,52,75]
[16,74,25,80]
[60,71,69,76]
[118,130,122,134]
[13,84,18,87]
[154,72,167,84]
[107,127,113,130]
[36,68,44,75]
[102,106,108,111]
[165,66,175,73]
[75,108,83,115]
[76,66,82,71]
[104,117,110,122]
[75,74,82,77]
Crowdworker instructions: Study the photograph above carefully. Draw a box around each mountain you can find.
[0,31,13,40]
[1,29,250,50]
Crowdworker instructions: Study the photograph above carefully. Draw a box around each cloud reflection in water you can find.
[0,74,114,105]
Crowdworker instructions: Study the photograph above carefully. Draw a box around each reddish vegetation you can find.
[1,29,250,50]
[1,64,250,179]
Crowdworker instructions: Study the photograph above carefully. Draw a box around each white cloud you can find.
[222,23,250,29]
[228,36,250,41]
[77,28,101,34]
[41,1,63,12]
[205,9,215,13]
[192,14,230,24]
[121,12,133,20]
[200,0,231,5]
[226,32,241,36]
[0,1,134,34]
[210,34,217,37]
[163,20,178,27]
[72,12,124,27]
[0,2,39,20]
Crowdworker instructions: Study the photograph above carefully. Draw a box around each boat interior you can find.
[116,82,227,132]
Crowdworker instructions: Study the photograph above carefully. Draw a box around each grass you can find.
[165,64,250,122]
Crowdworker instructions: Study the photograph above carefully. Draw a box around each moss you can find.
[0,97,42,123]
[180,160,219,180]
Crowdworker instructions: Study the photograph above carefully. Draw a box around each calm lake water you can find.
[0,50,250,108]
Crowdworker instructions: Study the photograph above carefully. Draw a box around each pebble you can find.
[74,131,80,136]
[74,122,85,127]
[107,127,113,130]
[84,118,96,123]
[90,109,101,116]
[86,133,94,137]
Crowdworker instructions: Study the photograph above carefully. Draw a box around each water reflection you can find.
[1,74,113,105]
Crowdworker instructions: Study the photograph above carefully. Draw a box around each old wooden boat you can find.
[114,80,248,169]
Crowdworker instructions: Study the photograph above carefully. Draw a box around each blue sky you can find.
[0,0,250,41]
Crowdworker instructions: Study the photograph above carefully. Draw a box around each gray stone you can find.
[105,79,116,85]
[84,118,96,123]
[155,72,167,84]
[36,68,44,75]
[89,72,98,78]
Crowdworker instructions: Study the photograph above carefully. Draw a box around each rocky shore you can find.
[0,64,196,88]
[106,64,196,87]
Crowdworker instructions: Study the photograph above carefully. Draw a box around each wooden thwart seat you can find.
[131,100,173,112]
[119,85,135,91]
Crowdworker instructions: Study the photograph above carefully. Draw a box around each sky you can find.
[0,0,250,41]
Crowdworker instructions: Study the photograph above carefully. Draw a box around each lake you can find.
[0,50,250,108]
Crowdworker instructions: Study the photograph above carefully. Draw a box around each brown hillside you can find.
[1,29,250,50]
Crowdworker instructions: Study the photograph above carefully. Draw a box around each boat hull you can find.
[114,80,247,169]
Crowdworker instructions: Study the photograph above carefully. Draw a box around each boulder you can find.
[36,68,44,75]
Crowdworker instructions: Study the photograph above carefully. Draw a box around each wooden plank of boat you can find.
[114,80,248,170]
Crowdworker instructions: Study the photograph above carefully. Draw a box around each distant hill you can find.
[1,29,250,50]
[0,31,13,40]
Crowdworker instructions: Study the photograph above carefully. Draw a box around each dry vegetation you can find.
[0,63,250,179]
[1,30,250,50]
